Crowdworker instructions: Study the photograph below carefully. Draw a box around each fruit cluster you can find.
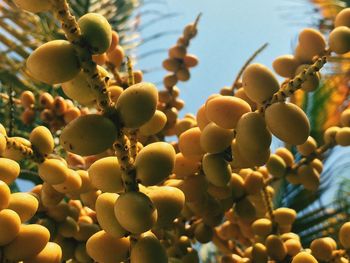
[1,0,350,262]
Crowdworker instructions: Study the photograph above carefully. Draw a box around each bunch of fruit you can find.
[1,0,350,262]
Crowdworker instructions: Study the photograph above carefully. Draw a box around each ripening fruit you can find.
[95,193,127,238]
[341,109,350,127]
[60,114,117,156]
[200,122,234,154]
[273,208,297,226]
[116,82,158,128]
[169,45,187,59]
[335,8,350,27]
[139,110,167,136]
[297,164,320,191]
[24,242,62,263]
[0,180,10,210]
[3,137,31,161]
[242,63,280,104]
[0,209,21,246]
[295,64,320,92]
[173,153,200,178]
[235,112,272,162]
[86,231,130,263]
[310,238,333,261]
[0,133,6,155]
[202,153,231,187]
[20,91,35,108]
[8,192,39,222]
[27,40,80,84]
[88,156,123,193]
[176,174,207,203]
[40,183,64,207]
[292,252,318,263]
[78,13,112,54]
[205,96,251,129]
[297,136,317,156]
[13,0,51,12]
[135,142,175,186]
[62,66,109,105]
[4,224,50,261]
[266,154,287,178]
[131,232,168,263]
[251,218,272,237]
[52,169,82,194]
[336,127,350,146]
[38,159,69,185]
[339,222,350,248]
[266,235,287,261]
[147,186,185,227]
[265,102,310,145]
[272,55,299,78]
[114,191,157,234]
[244,171,264,195]
[29,126,54,155]
[235,197,256,221]
[298,28,326,58]
[0,158,20,185]
[194,222,213,243]
[329,26,350,55]
[196,104,210,130]
[285,238,302,256]
[252,243,268,263]
[184,54,199,67]
[178,127,204,158]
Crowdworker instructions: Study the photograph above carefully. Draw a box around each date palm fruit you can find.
[139,110,167,136]
[175,117,197,137]
[266,235,287,261]
[114,191,157,234]
[273,208,297,226]
[251,218,272,237]
[235,197,256,222]
[194,222,213,243]
[95,193,127,238]
[135,142,175,186]
[339,222,350,248]
[175,174,207,203]
[295,64,320,92]
[4,224,50,261]
[116,82,158,128]
[88,156,123,193]
[335,8,350,27]
[205,96,251,129]
[292,252,317,263]
[184,54,199,67]
[298,28,326,58]
[265,102,310,145]
[29,126,54,155]
[20,91,35,108]
[329,26,350,54]
[275,147,294,167]
[131,232,168,263]
[57,216,79,238]
[297,164,320,191]
[196,104,210,130]
[60,114,117,156]
[78,13,112,54]
[74,242,91,263]
[107,45,125,68]
[0,180,10,210]
[252,243,268,263]
[3,137,31,161]
[52,169,82,194]
[234,87,257,111]
[235,112,272,162]
[41,183,65,207]
[26,40,80,84]
[297,136,317,156]
[146,186,185,227]
[202,153,231,187]
[107,85,123,104]
[242,63,280,104]
[23,242,62,263]
[8,192,39,222]
[335,127,350,146]
[38,158,69,185]
[62,66,109,105]
[272,55,299,78]
[230,173,246,201]
[310,238,333,261]
[284,238,302,256]
[266,154,287,178]
[0,133,6,155]
[341,108,350,127]
[13,0,52,13]
[178,127,204,158]
[86,230,130,263]
[244,171,264,195]
[0,209,21,246]
[173,153,200,178]
[200,122,234,154]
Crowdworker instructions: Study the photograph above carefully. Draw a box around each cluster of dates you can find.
[1,0,350,262]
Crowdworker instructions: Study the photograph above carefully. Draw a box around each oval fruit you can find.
[52,169,82,194]
[8,192,39,222]
[139,110,167,136]
[298,28,326,58]
[335,8,350,27]
[116,82,158,128]
[265,102,310,145]
[202,153,231,187]
[292,252,317,263]
[38,158,69,185]
[78,13,112,54]
[329,26,350,55]
[178,127,204,158]
[60,114,117,156]
[242,63,280,104]
[135,142,176,186]
[200,122,234,154]
[272,55,299,78]
[0,180,10,210]
[13,0,51,13]
[4,224,50,261]
[0,209,21,246]
[29,126,54,155]
[339,222,350,248]
[88,156,123,193]
[114,191,157,234]
[24,242,62,263]
[27,40,80,84]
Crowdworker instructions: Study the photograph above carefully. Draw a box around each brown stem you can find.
[5,137,44,163]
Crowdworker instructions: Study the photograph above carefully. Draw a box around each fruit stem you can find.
[113,133,139,192]
[5,136,45,163]
[260,56,327,112]
[231,43,269,93]
[126,56,135,87]
[261,186,275,224]
[50,0,112,112]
